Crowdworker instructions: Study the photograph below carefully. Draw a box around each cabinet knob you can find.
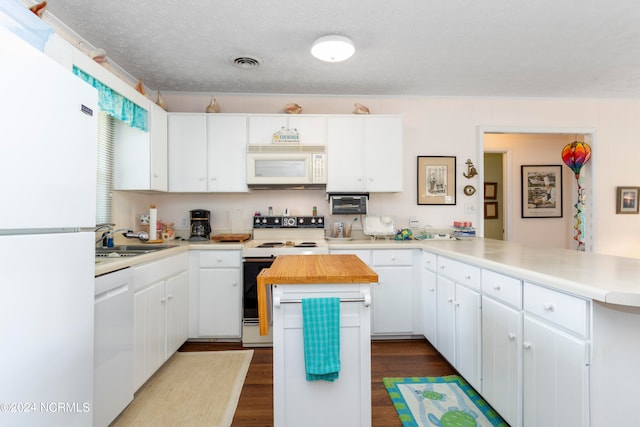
[465,274,471,280]
[523,341,532,349]
[167,294,173,299]
[198,177,206,181]
[447,298,454,303]
[232,282,238,287]
[508,332,516,340]
[430,288,435,292]
[160,297,167,303]
[493,284,501,291]
[454,301,460,307]
[543,303,555,312]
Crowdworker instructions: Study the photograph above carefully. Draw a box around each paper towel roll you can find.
[149,205,157,240]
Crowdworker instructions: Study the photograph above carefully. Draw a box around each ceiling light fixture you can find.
[311,35,355,63]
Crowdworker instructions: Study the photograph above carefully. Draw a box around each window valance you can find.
[73,66,148,132]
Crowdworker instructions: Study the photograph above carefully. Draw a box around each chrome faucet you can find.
[95,226,150,247]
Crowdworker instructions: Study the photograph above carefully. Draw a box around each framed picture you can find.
[521,165,563,218]
[417,156,456,205]
[484,201,498,219]
[484,182,497,200]
[616,187,640,214]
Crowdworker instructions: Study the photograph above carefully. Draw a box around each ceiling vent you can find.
[232,55,262,70]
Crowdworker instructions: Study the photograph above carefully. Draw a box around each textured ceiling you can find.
[37,0,640,97]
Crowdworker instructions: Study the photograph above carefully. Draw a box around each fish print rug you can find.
[383,375,508,427]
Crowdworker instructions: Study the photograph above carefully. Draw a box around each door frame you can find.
[476,126,597,252]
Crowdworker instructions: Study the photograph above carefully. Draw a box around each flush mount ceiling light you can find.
[311,35,355,62]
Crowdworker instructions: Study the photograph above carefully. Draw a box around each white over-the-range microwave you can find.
[246,144,327,187]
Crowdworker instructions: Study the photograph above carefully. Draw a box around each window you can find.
[96,111,114,224]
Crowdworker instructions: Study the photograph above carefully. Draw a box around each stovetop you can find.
[243,215,328,257]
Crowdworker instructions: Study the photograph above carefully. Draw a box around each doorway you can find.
[483,152,504,240]
[477,127,595,252]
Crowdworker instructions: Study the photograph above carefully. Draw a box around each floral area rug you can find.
[383,375,508,427]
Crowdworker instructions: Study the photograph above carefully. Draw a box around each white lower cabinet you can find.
[133,253,189,391]
[420,252,437,345]
[435,256,482,390]
[522,282,589,427]
[330,248,418,337]
[481,296,522,427]
[190,250,242,338]
[371,249,416,335]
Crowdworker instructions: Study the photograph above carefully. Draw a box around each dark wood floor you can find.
[179,339,457,426]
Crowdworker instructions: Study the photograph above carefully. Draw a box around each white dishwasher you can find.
[94,267,134,427]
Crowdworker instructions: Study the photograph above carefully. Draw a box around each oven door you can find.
[242,257,274,319]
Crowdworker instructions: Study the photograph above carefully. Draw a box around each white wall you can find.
[113,92,640,259]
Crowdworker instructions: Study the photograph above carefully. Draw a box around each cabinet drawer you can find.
[199,250,241,268]
[437,256,480,290]
[134,252,188,290]
[372,249,413,266]
[422,251,437,272]
[524,282,589,337]
[482,269,522,309]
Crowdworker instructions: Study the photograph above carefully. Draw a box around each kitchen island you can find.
[256,254,378,427]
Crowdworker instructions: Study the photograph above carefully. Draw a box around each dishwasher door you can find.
[94,268,134,427]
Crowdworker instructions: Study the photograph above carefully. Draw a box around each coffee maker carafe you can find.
[189,209,211,241]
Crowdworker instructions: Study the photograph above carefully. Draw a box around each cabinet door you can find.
[523,316,589,427]
[149,103,168,191]
[363,116,403,192]
[371,266,414,335]
[435,276,455,364]
[133,281,166,390]
[168,114,207,191]
[113,121,152,190]
[482,296,522,427]
[326,117,364,192]
[165,271,189,356]
[421,268,437,346]
[454,284,481,390]
[198,268,242,338]
[207,115,248,192]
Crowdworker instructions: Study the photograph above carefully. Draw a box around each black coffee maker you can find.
[189,209,211,241]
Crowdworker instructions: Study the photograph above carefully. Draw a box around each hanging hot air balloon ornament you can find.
[561,140,592,251]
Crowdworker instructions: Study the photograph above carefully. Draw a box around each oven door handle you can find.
[243,257,276,263]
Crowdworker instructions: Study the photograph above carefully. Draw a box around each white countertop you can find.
[95,237,640,307]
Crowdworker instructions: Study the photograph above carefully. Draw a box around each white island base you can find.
[272,283,372,427]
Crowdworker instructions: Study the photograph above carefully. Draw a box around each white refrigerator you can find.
[0,26,98,426]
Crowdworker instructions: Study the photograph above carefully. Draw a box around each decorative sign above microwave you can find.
[272,127,300,143]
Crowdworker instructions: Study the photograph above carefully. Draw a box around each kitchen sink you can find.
[95,245,178,258]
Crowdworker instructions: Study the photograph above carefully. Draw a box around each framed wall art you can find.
[521,165,563,218]
[484,201,498,219]
[484,182,497,200]
[616,187,640,214]
[417,156,456,205]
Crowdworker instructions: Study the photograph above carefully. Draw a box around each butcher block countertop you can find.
[256,254,378,335]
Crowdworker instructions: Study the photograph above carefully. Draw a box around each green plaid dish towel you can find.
[302,297,341,382]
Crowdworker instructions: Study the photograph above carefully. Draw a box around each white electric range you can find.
[242,216,328,346]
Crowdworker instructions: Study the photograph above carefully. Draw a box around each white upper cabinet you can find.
[326,115,403,192]
[168,113,248,192]
[115,102,168,191]
[168,114,208,192]
[248,114,326,145]
[207,115,248,192]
